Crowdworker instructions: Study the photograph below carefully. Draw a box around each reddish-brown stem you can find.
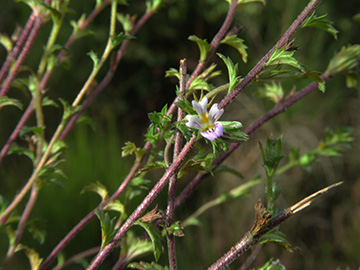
[219,0,322,110]
[59,9,156,140]
[166,59,187,270]
[167,0,239,116]
[175,74,328,209]
[0,14,35,83]
[0,16,43,96]
[52,247,99,270]
[0,98,35,163]
[2,184,39,269]
[88,136,197,270]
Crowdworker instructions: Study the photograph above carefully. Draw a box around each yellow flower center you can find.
[200,112,214,132]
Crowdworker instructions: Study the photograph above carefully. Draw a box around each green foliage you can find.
[259,136,284,179]
[0,32,13,52]
[220,35,248,63]
[188,35,211,62]
[255,82,284,104]
[217,53,241,93]
[134,221,164,262]
[145,105,173,145]
[266,46,304,72]
[128,261,169,270]
[258,230,293,252]
[326,44,360,76]
[301,12,339,39]
[70,14,95,39]
[15,244,43,270]
[251,258,286,270]
[122,141,147,161]
[95,209,118,250]
[81,181,109,202]
[111,32,134,50]
[146,0,163,13]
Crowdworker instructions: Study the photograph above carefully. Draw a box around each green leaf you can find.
[326,44,360,75]
[42,96,59,107]
[346,72,358,88]
[188,76,212,91]
[122,141,146,161]
[165,221,185,237]
[8,144,35,162]
[165,68,179,79]
[128,261,169,270]
[19,126,45,138]
[111,32,134,50]
[259,135,284,178]
[301,12,339,40]
[117,13,133,34]
[95,210,118,250]
[0,33,13,52]
[38,165,67,186]
[134,221,164,262]
[255,82,284,104]
[258,230,293,252]
[27,219,47,244]
[217,53,241,93]
[301,69,326,92]
[15,244,43,270]
[266,46,304,72]
[220,35,248,63]
[125,233,153,262]
[252,258,286,270]
[315,128,353,157]
[225,0,265,4]
[70,14,95,40]
[59,98,81,120]
[104,200,126,219]
[42,3,62,24]
[146,0,162,12]
[88,50,99,69]
[0,96,23,110]
[188,35,211,62]
[81,181,109,202]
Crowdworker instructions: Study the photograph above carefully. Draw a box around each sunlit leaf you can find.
[301,12,339,39]
[267,46,304,72]
[217,53,241,93]
[255,82,284,104]
[221,35,248,63]
[0,96,23,110]
[326,44,360,75]
[188,35,210,62]
[134,221,164,262]
[15,244,43,270]
[81,181,109,202]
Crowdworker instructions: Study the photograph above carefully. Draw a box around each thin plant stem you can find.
[2,184,39,269]
[218,0,322,110]
[167,0,239,117]
[174,74,329,209]
[0,0,119,223]
[0,13,35,83]
[0,16,43,96]
[207,182,342,270]
[52,246,100,270]
[166,59,187,270]
[239,244,263,270]
[0,2,110,162]
[87,135,197,270]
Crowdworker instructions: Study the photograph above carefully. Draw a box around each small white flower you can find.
[185,97,224,141]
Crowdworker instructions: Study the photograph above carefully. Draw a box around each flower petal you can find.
[192,97,208,116]
[209,103,224,122]
[185,115,202,130]
[200,122,223,141]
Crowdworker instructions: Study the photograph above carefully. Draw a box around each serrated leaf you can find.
[258,230,293,252]
[301,69,326,92]
[256,82,284,104]
[221,35,248,63]
[188,76,212,91]
[38,165,67,185]
[0,96,23,110]
[301,12,338,40]
[95,210,118,250]
[326,44,360,75]
[111,32,134,50]
[59,98,81,120]
[259,135,284,178]
[104,200,126,217]
[125,235,153,262]
[217,53,241,93]
[19,126,45,138]
[81,181,109,202]
[134,221,163,262]
[253,258,286,270]
[188,35,210,62]
[267,46,304,72]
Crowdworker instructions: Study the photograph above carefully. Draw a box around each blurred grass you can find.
[0,0,359,269]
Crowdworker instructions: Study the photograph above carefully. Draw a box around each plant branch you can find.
[208,181,342,270]
[218,0,322,110]
[87,135,197,270]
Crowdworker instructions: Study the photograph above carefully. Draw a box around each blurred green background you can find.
[0,0,359,269]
